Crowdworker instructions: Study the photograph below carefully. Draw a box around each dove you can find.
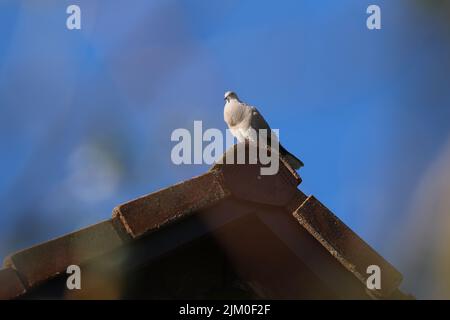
[223,91,304,169]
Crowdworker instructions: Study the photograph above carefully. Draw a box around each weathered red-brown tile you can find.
[113,171,230,238]
[285,189,308,213]
[3,218,128,288]
[293,196,403,297]
[211,142,302,207]
[0,268,26,300]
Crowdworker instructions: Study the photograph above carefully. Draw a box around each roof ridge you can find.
[0,143,410,299]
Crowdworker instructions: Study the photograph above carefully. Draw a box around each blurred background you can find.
[0,0,450,299]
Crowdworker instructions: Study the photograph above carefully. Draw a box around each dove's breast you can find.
[224,101,250,127]
[229,127,247,142]
[224,102,253,143]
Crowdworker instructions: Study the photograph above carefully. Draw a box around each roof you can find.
[0,142,413,299]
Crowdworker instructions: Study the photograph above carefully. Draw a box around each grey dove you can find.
[223,91,303,169]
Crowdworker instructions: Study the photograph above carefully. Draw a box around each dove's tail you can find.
[279,144,304,170]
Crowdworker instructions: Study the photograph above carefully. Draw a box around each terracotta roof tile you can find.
[113,170,230,239]
[211,142,301,207]
[0,268,26,299]
[4,218,129,288]
[293,195,402,298]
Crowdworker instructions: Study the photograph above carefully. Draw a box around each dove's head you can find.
[224,91,239,103]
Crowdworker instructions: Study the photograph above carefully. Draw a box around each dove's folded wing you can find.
[249,106,280,146]
[249,106,271,131]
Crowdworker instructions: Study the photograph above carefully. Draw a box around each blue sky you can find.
[1,0,450,298]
